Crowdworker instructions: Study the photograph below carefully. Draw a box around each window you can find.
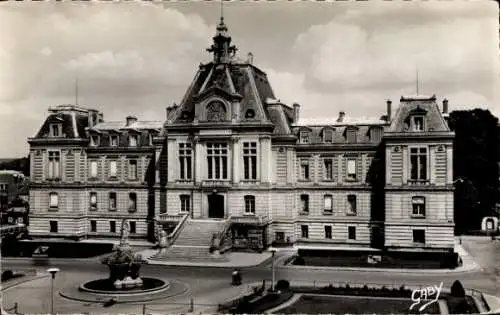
[47,151,61,180]
[149,134,154,146]
[245,109,255,119]
[275,232,285,243]
[90,160,98,179]
[129,160,138,180]
[299,131,309,144]
[50,221,58,233]
[346,158,357,181]
[89,192,97,210]
[413,229,425,244]
[323,129,333,143]
[110,221,116,233]
[412,196,426,217]
[348,226,356,240]
[0,184,7,192]
[109,160,117,178]
[412,116,424,131]
[300,194,309,213]
[243,142,257,180]
[128,192,137,212]
[370,127,382,142]
[50,124,60,137]
[180,195,191,212]
[49,192,58,209]
[346,129,357,143]
[109,192,117,210]
[206,101,226,121]
[301,225,309,238]
[347,195,357,214]
[179,143,192,180]
[90,135,100,147]
[300,159,310,180]
[244,195,255,214]
[90,220,97,232]
[207,143,228,180]
[324,159,334,180]
[129,221,136,234]
[129,135,138,147]
[410,148,428,181]
[324,194,333,212]
[325,225,332,239]
[110,135,119,147]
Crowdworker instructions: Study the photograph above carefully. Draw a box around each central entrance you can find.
[208,193,224,218]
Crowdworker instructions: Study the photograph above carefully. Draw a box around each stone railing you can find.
[156,213,186,222]
[166,213,189,246]
[231,215,267,225]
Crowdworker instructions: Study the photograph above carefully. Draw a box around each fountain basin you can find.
[79,277,169,295]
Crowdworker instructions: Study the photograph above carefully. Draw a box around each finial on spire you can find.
[206,1,238,64]
[75,76,79,105]
[416,65,420,95]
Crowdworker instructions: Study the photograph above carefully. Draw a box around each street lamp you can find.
[47,267,60,315]
[268,247,277,292]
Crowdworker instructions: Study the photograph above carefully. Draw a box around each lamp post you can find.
[47,267,60,315]
[269,247,277,292]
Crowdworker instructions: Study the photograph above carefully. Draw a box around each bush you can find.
[450,280,466,297]
[276,279,290,291]
[1,270,14,282]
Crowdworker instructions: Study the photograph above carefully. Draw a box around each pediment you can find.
[195,86,243,104]
[409,106,428,116]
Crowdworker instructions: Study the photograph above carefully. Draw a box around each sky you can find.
[0,1,498,158]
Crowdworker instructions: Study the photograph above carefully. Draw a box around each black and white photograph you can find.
[0,0,499,314]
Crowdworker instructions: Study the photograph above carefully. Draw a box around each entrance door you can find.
[208,193,224,218]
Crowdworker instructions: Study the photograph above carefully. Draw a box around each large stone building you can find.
[28,17,455,253]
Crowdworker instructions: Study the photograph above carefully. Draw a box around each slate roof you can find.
[388,95,450,132]
[35,111,89,139]
[92,121,163,131]
[292,124,386,144]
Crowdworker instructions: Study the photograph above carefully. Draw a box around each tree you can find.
[0,157,30,177]
[448,109,500,234]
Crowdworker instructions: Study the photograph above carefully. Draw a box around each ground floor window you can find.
[325,225,332,239]
[244,195,255,214]
[301,225,309,238]
[348,226,356,240]
[275,231,285,242]
[180,195,191,212]
[129,221,136,234]
[413,229,425,244]
[90,220,97,232]
[110,221,116,233]
[50,220,58,233]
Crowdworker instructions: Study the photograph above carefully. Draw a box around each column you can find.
[385,147,392,185]
[194,137,203,183]
[402,146,408,184]
[446,145,453,184]
[313,154,319,184]
[231,137,239,184]
[361,154,367,183]
[286,148,294,184]
[260,136,271,183]
[429,146,435,184]
[337,154,343,184]
[167,139,176,183]
[155,148,161,184]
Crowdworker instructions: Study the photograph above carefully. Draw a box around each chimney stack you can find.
[337,111,345,123]
[126,116,137,126]
[293,102,300,123]
[386,99,392,121]
[442,98,449,114]
[247,52,254,65]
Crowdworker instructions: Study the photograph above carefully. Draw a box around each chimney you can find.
[386,99,392,121]
[98,113,104,123]
[293,102,300,123]
[166,107,172,119]
[247,52,254,65]
[337,111,345,123]
[126,116,137,126]
[442,98,449,114]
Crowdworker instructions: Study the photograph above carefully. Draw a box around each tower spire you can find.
[75,76,79,105]
[206,1,237,64]
[416,66,420,95]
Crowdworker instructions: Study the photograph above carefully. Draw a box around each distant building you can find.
[28,17,455,252]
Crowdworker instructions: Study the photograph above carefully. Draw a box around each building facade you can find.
[28,18,455,252]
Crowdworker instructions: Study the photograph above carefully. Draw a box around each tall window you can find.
[412,116,424,131]
[50,124,60,137]
[324,158,334,180]
[346,158,357,181]
[90,220,97,232]
[129,221,136,234]
[149,134,154,146]
[0,184,6,192]
[325,225,332,239]
[49,192,58,209]
[109,192,117,210]
[323,129,333,143]
[348,226,356,240]
[180,195,191,212]
[50,221,58,233]
[324,194,333,212]
[89,192,97,210]
[128,192,137,212]
[129,134,138,147]
[347,194,357,214]
[110,221,116,233]
[109,160,117,178]
[244,195,256,214]
[179,143,192,180]
[243,142,257,180]
[413,229,425,244]
[207,143,228,180]
[410,148,428,181]
[206,101,226,121]
[90,160,98,179]
[110,135,119,147]
[129,160,138,180]
[300,159,310,180]
[90,135,100,147]
[300,194,309,213]
[299,131,310,144]
[301,225,309,238]
[412,196,426,217]
[48,151,61,180]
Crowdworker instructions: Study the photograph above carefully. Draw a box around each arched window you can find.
[206,101,227,121]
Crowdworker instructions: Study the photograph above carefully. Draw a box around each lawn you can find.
[275,294,441,314]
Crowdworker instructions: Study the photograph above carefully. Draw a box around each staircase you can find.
[151,219,230,262]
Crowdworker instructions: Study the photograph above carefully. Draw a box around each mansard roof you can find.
[92,121,163,131]
[34,109,89,139]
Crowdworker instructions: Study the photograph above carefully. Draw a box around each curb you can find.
[2,273,50,291]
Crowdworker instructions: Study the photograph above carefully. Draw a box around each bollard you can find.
[313,280,316,288]
[189,297,194,312]
[142,304,146,315]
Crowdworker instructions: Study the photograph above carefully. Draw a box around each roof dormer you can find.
[344,126,359,143]
[298,127,312,144]
[404,107,428,132]
[321,127,335,143]
[49,123,62,138]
